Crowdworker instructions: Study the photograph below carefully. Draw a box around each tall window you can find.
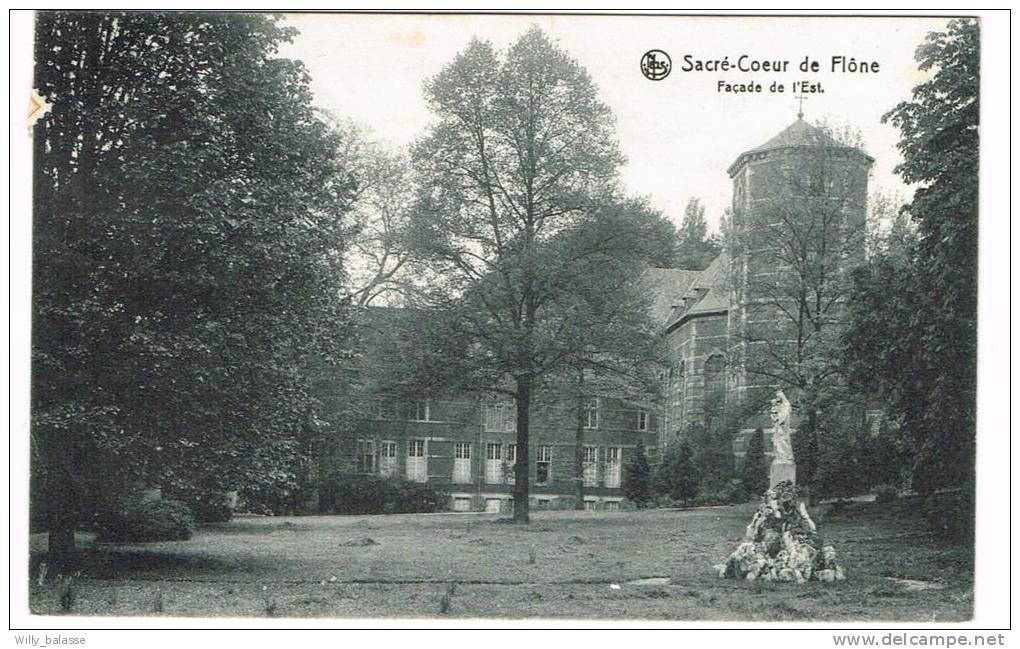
[406,439,427,482]
[485,442,502,484]
[605,447,621,488]
[674,360,686,405]
[582,446,598,487]
[453,442,472,483]
[584,399,599,429]
[704,354,726,400]
[379,441,397,476]
[413,399,432,422]
[704,354,726,428]
[505,444,517,484]
[484,401,516,432]
[637,409,648,431]
[536,446,552,484]
[356,439,375,474]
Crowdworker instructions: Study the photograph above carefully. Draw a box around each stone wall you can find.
[661,311,729,445]
[313,393,659,511]
[726,142,871,413]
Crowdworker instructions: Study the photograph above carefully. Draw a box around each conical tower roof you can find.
[727,117,872,177]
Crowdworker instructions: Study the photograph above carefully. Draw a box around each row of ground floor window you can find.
[352,438,626,488]
[448,493,627,513]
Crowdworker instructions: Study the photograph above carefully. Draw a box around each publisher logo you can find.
[640,50,671,81]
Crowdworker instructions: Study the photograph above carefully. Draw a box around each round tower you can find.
[724,117,874,413]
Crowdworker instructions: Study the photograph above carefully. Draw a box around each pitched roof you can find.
[685,252,729,316]
[642,267,701,324]
[658,252,730,331]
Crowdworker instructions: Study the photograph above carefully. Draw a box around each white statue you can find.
[769,389,794,463]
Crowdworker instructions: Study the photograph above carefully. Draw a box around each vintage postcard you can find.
[9,9,1009,636]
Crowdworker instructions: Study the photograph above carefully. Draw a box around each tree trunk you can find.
[513,376,531,523]
[574,381,585,510]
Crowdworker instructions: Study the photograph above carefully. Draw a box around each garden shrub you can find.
[96,499,195,542]
[872,484,899,504]
[548,496,578,511]
[321,474,446,515]
[691,480,748,507]
[187,492,234,523]
[651,496,686,509]
[239,480,306,516]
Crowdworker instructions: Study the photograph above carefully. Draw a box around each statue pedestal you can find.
[770,461,796,488]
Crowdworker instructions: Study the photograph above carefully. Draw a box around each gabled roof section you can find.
[685,252,729,316]
[662,252,730,331]
[642,267,701,325]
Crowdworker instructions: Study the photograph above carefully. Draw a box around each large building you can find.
[656,117,873,457]
[312,117,872,511]
[310,306,660,513]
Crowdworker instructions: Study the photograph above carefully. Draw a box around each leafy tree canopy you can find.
[31,12,356,552]
[845,18,978,496]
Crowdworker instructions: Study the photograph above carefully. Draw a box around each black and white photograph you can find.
[8,7,1010,637]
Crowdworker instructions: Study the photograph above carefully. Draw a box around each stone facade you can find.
[658,117,872,455]
[314,387,659,513]
[310,117,873,509]
[311,307,659,512]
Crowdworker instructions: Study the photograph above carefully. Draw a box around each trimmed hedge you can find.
[321,475,446,515]
[96,499,195,542]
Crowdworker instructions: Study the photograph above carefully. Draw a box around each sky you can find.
[280,14,948,233]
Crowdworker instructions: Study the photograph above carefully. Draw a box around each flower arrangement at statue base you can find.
[714,480,845,583]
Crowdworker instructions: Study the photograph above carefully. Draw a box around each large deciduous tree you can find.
[31,12,355,559]
[538,206,665,508]
[408,27,625,522]
[330,119,416,307]
[844,19,978,510]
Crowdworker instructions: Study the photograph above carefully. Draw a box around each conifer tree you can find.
[654,441,698,505]
[622,444,653,508]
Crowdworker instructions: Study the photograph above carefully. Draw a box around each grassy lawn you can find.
[27,498,973,621]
